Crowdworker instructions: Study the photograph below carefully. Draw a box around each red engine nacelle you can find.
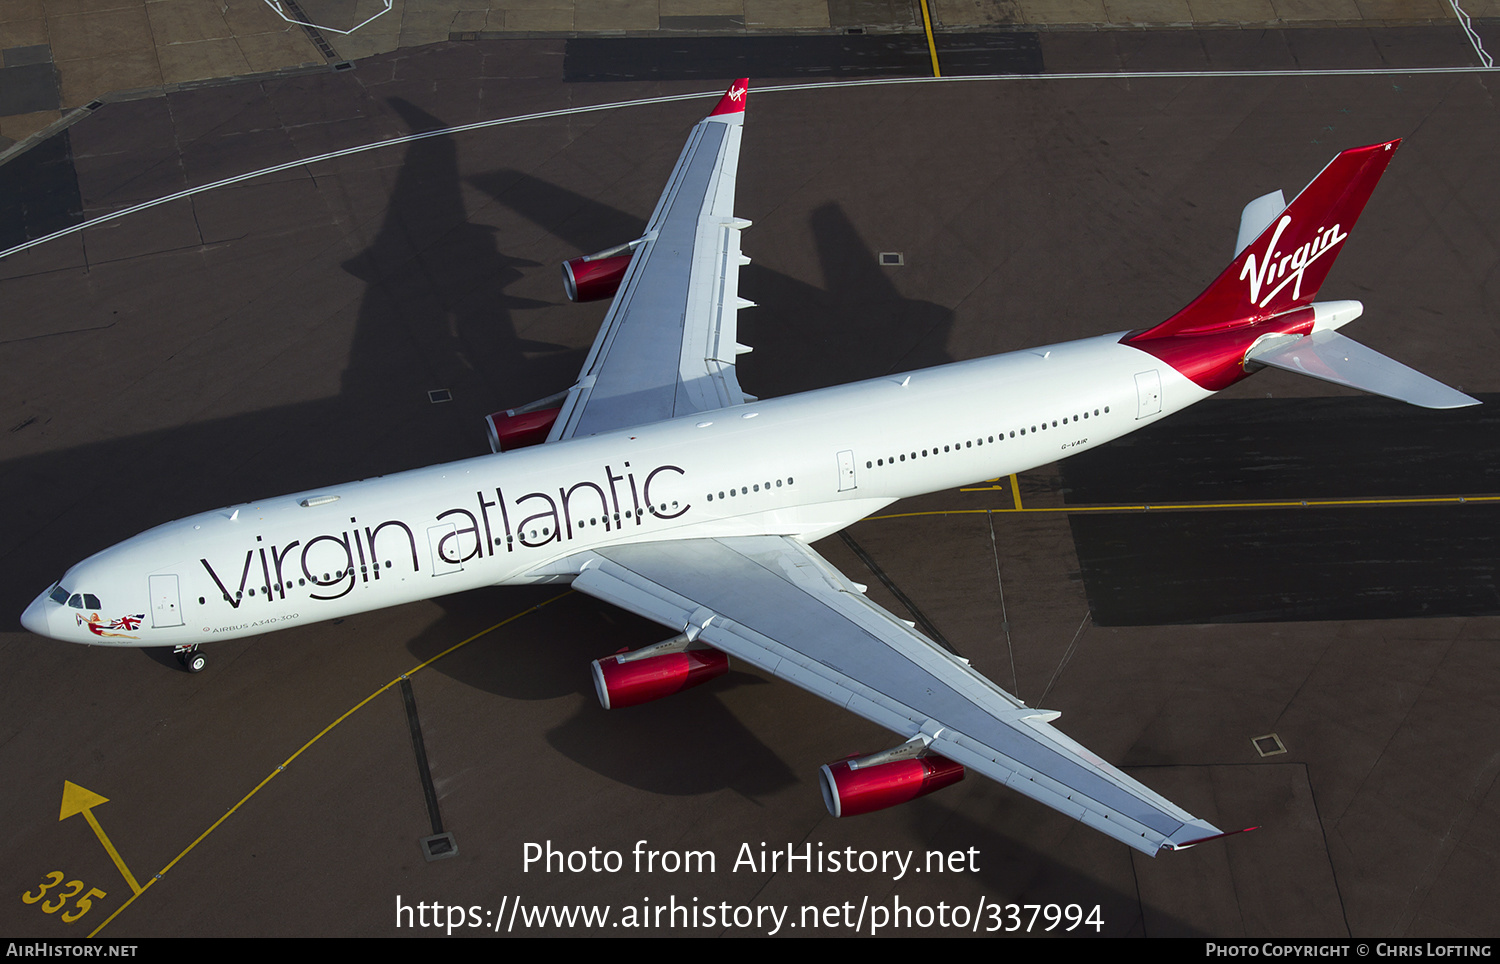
[563,253,633,302]
[819,753,965,817]
[591,648,729,709]
[485,407,560,453]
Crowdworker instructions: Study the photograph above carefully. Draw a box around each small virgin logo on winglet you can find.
[711,79,750,116]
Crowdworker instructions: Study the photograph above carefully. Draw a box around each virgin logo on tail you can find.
[1239,215,1349,309]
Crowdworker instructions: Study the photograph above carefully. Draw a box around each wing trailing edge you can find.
[564,536,1227,857]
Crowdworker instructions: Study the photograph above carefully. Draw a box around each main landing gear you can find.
[173,644,206,673]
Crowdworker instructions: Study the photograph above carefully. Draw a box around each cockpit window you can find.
[49,585,69,605]
[66,593,101,609]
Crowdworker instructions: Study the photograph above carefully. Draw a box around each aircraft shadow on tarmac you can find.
[468,166,959,396]
[0,101,573,612]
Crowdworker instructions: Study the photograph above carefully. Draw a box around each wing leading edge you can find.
[549,80,754,442]
[566,536,1224,856]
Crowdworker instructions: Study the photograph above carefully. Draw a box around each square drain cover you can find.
[421,832,458,861]
[1252,733,1287,757]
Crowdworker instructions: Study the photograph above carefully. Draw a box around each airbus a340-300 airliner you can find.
[21,81,1477,856]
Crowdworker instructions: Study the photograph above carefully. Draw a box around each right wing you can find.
[549,80,754,442]
[568,535,1228,856]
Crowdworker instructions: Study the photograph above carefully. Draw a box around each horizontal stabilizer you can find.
[1235,190,1285,257]
[1245,329,1479,409]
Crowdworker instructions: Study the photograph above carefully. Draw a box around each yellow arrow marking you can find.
[60,781,142,896]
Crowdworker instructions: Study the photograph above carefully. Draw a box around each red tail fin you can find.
[1129,140,1400,342]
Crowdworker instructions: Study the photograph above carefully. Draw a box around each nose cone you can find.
[21,591,53,638]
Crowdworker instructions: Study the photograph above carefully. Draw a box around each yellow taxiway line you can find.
[919,0,941,77]
[875,493,1500,522]
[89,591,573,937]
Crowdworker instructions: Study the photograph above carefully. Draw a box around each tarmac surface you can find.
[2,12,1500,940]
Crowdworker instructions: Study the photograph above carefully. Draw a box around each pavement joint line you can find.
[7,64,1500,263]
[0,62,346,169]
[0,104,97,169]
[401,678,444,837]
[86,590,573,938]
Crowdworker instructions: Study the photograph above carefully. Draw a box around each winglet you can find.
[709,78,749,119]
[1164,825,1260,851]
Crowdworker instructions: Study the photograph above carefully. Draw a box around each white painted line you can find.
[262,0,393,37]
[5,65,1498,263]
[0,90,714,262]
[1449,0,1494,68]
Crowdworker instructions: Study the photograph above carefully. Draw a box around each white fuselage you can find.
[23,331,1208,646]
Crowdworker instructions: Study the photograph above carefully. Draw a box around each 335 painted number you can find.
[21,871,107,923]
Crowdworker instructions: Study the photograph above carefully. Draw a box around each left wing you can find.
[566,535,1226,856]
[549,80,754,442]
